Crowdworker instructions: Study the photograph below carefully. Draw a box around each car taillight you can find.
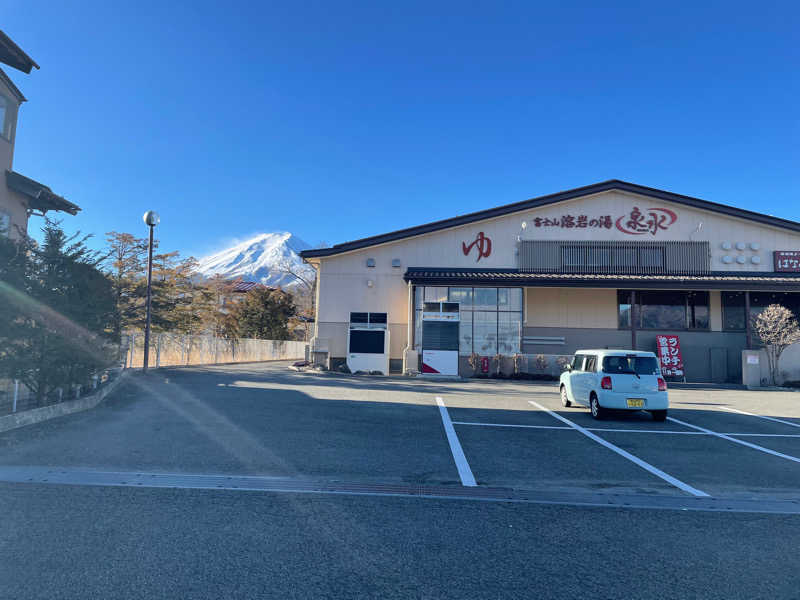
[658,377,667,391]
[601,376,612,390]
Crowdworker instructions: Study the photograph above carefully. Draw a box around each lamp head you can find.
[143,211,160,227]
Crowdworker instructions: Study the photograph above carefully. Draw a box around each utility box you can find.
[742,350,762,388]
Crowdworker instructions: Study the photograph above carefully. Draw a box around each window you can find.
[416,286,522,356]
[571,355,586,371]
[349,312,386,327]
[0,95,9,140]
[749,292,800,323]
[602,355,660,375]
[0,211,9,237]
[687,292,709,329]
[498,312,521,354]
[498,288,522,311]
[584,356,598,372]
[449,287,473,307]
[618,290,710,330]
[618,291,632,328]
[473,311,498,355]
[458,310,473,355]
[722,292,745,331]
[424,287,448,303]
[473,288,498,311]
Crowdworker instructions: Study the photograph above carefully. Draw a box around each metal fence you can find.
[0,370,120,417]
[122,332,307,369]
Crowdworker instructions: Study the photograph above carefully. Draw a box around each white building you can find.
[301,180,800,383]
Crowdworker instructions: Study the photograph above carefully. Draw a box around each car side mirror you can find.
[566,365,572,372]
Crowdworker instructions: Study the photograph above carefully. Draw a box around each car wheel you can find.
[590,394,605,420]
[560,385,571,407]
[650,410,668,422]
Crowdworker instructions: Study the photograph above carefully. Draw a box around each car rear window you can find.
[602,355,660,375]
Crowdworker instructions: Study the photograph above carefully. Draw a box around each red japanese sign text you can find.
[656,335,684,377]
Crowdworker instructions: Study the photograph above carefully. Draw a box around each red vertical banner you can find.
[656,335,684,377]
[480,356,490,373]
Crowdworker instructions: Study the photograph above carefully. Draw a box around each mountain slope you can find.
[197,232,313,288]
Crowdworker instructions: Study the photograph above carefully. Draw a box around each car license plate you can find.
[626,398,645,408]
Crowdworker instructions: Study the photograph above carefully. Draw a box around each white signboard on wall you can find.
[422,350,458,376]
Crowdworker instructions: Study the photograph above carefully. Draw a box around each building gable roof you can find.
[0,30,39,74]
[301,180,800,259]
[6,170,80,215]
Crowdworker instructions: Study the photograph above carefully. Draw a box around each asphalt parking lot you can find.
[3,362,800,503]
[3,362,800,598]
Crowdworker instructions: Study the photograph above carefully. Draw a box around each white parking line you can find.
[450,421,800,438]
[719,406,800,429]
[436,397,477,487]
[528,400,709,497]
[667,416,800,464]
[452,422,572,431]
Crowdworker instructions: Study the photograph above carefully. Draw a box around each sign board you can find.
[774,251,800,272]
[480,356,490,373]
[747,355,760,365]
[656,335,684,377]
[421,350,458,375]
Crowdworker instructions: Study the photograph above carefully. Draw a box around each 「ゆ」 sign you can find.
[531,207,678,236]
[656,335,684,377]
[774,251,800,272]
[462,231,492,262]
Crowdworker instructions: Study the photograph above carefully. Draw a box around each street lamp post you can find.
[142,210,160,373]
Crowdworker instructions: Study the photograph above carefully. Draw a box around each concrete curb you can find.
[0,370,130,434]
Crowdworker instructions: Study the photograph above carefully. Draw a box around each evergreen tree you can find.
[0,220,116,404]
[230,287,296,340]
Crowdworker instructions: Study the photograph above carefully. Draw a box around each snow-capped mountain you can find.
[197,232,313,288]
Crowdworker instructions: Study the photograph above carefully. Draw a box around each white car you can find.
[559,349,669,421]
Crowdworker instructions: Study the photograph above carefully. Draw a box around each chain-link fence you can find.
[122,332,307,369]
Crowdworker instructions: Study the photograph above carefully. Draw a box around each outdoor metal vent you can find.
[366,258,376,268]
[391,259,401,268]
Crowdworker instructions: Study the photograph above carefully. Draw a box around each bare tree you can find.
[752,304,800,385]
[274,243,328,341]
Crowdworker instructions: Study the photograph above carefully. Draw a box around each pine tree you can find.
[229,287,296,340]
[0,220,116,404]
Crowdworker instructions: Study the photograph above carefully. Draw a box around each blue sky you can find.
[3,1,799,258]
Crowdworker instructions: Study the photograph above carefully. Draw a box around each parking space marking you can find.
[668,416,800,464]
[528,400,710,497]
[452,422,572,431]
[436,397,477,487]
[451,421,800,438]
[453,422,703,435]
[719,406,800,429]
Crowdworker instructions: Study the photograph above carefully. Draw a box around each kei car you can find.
[559,349,669,421]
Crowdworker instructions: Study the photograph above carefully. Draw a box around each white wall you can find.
[313,189,800,357]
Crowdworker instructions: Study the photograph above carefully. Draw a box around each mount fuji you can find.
[196,232,313,288]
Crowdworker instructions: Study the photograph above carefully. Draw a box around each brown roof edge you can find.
[6,170,80,215]
[301,180,800,259]
[0,30,39,73]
